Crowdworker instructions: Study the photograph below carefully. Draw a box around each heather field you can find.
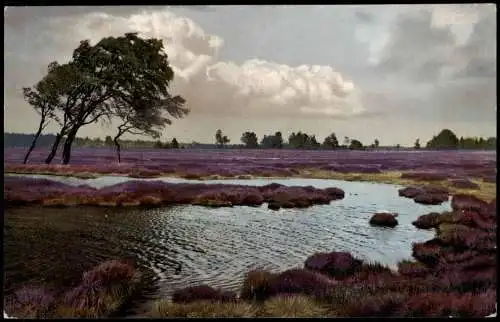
[4,147,497,201]
[3,148,498,318]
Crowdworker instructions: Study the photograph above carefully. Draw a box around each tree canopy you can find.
[241,131,259,148]
[22,32,187,164]
[260,132,283,149]
[348,139,364,150]
[288,131,320,149]
[426,129,460,149]
[322,132,339,149]
[215,129,230,147]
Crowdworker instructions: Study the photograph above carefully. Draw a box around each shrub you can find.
[61,260,141,318]
[412,212,441,229]
[4,286,56,319]
[369,213,399,228]
[348,292,409,317]
[240,270,277,302]
[413,193,448,205]
[171,285,236,304]
[397,260,431,278]
[451,194,489,212]
[401,172,448,181]
[412,242,443,267]
[448,179,480,189]
[399,187,424,198]
[270,268,337,298]
[304,252,363,279]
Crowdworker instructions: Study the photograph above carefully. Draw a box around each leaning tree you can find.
[110,93,188,163]
[21,62,62,164]
[25,32,187,165]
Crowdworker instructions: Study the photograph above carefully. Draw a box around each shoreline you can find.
[4,168,496,202]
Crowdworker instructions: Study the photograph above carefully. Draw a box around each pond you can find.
[4,174,451,315]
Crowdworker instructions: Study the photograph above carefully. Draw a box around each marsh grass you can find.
[149,300,259,318]
[258,294,330,317]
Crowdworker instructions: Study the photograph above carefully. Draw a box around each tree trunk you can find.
[45,133,63,164]
[113,136,121,163]
[24,121,44,164]
[61,129,78,165]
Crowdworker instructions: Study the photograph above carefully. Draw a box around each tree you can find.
[171,138,179,149]
[288,131,320,149]
[260,131,283,149]
[273,132,283,149]
[21,64,61,164]
[309,135,320,148]
[215,129,223,147]
[241,131,259,148]
[322,132,339,149]
[222,135,230,146]
[105,135,113,147]
[349,139,363,150]
[288,131,306,148]
[374,139,379,148]
[459,136,465,149]
[154,140,164,149]
[396,144,401,150]
[343,136,350,147]
[33,32,182,164]
[414,138,421,149]
[425,129,459,149]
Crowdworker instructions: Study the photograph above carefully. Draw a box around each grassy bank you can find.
[5,167,496,202]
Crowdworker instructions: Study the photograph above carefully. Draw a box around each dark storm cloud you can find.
[374,9,457,83]
[355,10,375,24]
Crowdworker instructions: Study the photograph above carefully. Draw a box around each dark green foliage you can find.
[348,139,363,150]
[426,129,460,149]
[414,138,421,149]
[171,138,179,149]
[322,132,339,149]
[288,131,321,149]
[241,131,259,148]
[215,129,230,147]
[23,32,187,165]
[260,132,283,149]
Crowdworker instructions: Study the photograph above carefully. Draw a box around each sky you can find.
[4,4,497,146]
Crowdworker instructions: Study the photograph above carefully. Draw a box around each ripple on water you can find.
[5,176,450,300]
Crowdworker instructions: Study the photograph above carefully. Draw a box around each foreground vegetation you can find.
[4,193,496,318]
[4,260,142,318]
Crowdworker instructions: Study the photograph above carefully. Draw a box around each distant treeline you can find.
[4,129,496,151]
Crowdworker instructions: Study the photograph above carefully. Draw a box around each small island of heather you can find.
[4,4,496,318]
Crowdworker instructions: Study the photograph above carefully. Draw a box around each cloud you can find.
[373,5,495,83]
[367,4,496,123]
[6,8,365,120]
[354,10,375,24]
